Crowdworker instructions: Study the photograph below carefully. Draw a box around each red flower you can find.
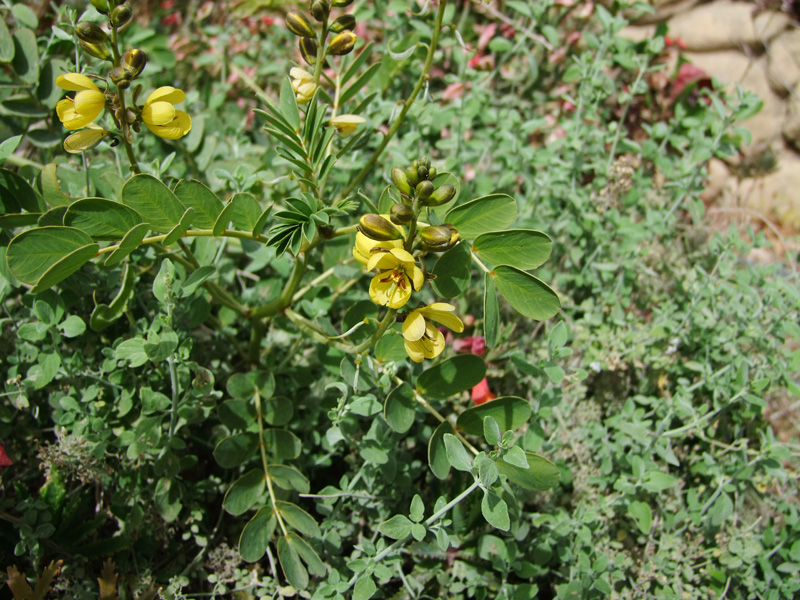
[453,336,486,356]
[471,377,496,406]
[0,443,12,468]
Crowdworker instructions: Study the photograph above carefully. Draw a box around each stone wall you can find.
[623,0,800,231]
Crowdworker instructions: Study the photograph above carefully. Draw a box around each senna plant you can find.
[1,0,562,593]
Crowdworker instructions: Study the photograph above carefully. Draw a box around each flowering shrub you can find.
[0,0,798,599]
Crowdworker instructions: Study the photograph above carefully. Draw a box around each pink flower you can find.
[453,336,486,356]
[0,443,12,468]
[471,378,496,406]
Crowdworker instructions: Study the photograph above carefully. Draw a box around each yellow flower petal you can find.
[402,309,426,342]
[410,265,424,292]
[63,126,109,154]
[142,100,176,126]
[145,110,192,140]
[404,338,427,363]
[73,90,105,119]
[56,73,99,92]
[369,273,412,309]
[330,114,365,136]
[420,303,464,333]
[403,323,445,362]
[290,67,313,82]
[353,230,403,266]
[146,86,186,105]
[56,99,94,130]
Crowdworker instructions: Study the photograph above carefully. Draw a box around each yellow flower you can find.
[367,247,424,309]
[55,73,106,130]
[402,303,464,363]
[330,114,365,136]
[290,67,316,104]
[142,87,192,140]
[63,124,109,154]
[353,231,404,265]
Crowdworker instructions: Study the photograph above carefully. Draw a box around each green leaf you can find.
[213,433,258,468]
[483,416,501,446]
[0,18,14,62]
[481,489,510,531]
[162,207,195,246]
[152,258,176,303]
[227,192,261,232]
[122,174,186,234]
[223,469,265,516]
[89,264,136,331]
[628,501,652,534]
[12,29,39,84]
[497,452,560,491]
[340,62,380,105]
[180,265,216,297]
[276,501,320,538]
[431,241,472,298]
[484,271,500,348]
[58,315,85,338]
[278,535,308,590]
[115,338,148,367]
[457,397,532,436]
[289,532,325,577]
[267,465,310,494]
[227,373,257,399]
[445,194,517,239]
[411,523,426,542]
[375,333,407,362]
[280,76,301,132]
[264,396,293,426]
[379,514,413,540]
[173,180,223,229]
[239,507,276,562]
[1,168,45,212]
[428,421,454,480]
[0,135,22,165]
[383,382,416,433]
[641,470,677,493]
[6,226,97,286]
[477,454,499,487]
[473,230,552,270]
[417,354,486,399]
[104,223,150,267]
[12,4,38,28]
[263,428,302,459]
[63,198,143,240]
[443,433,473,472]
[409,494,424,522]
[493,265,560,320]
[353,575,376,600]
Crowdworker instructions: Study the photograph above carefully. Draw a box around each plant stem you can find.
[249,253,309,319]
[254,390,289,538]
[353,309,397,353]
[110,25,140,175]
[338,0,449,200]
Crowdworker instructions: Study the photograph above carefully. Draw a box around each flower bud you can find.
[419,156,431,169]
[426,184,456,206]
[286,12,316,38]
[427,166,437,179]
[443,223,460,245]
[405,165,419,187]
[415,180,434,201]
[311,0,330,22]
[89,0,113,13]
[330,14,356,33]
[358,214,404,241]
[110,2,132,28]
[391,167,411,195]
[419,226,454,251]
[417,165,428,180]
[75,22,108,44]
[109,66,132,89]
[332,0,354,5]
[121,48,147,78]
[79,40,111,61]
[299,37,318,64]
[327,30,356,56]
[390,203,414,225]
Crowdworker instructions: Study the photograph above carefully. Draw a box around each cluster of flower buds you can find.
[285,0,358,65]
[391,157,457,207]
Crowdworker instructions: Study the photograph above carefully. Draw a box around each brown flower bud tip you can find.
[121,48,147,78]
[311,0,330,22]
[390,203,414,225]
[286,11,316,38]
[426,184,457,206]
[75,22,108,44]
[327,30,357,56]
[79,40,112,61]
[415,180,434,201]
[330,14,356,33]
[419,225,454,251]
[391,167,411,196]
[299,37,318,65]
[358,213,404,241]
[110,2,132,28]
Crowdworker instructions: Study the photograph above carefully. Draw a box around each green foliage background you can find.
[1,0,799,599]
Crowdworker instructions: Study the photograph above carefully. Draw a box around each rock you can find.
[766,29,800,95]
[721,149,800,228]
[667,2,789,52]
[782,85,800,152]
[635,0,702,25]
[701,158,730,202]
[619,24,657,43]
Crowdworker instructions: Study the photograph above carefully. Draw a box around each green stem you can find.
[95,228,271,256]
[353,309,397,353]
[313,22,328,87]
[109,25,140,175]
[471,251,492,274]
[255,389,289,538]
[338,0,448,200]
[249,254,309,319]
